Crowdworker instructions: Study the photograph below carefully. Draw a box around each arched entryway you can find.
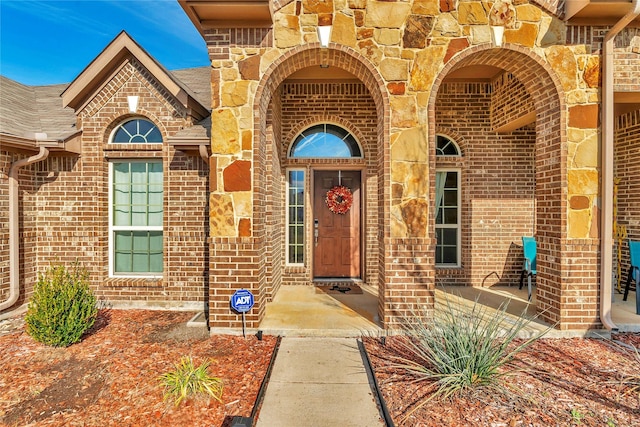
[429,45,568,328]
[251,43,390,329]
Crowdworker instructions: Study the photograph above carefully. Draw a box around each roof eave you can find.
[179,0,273,36]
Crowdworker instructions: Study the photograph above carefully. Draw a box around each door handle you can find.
[314,219,319,246]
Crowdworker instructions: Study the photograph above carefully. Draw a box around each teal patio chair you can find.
[623,239,640,314]
[519,236,536,301]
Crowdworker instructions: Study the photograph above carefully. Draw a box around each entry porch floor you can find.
[257,284,640,337]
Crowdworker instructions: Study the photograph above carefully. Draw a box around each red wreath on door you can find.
[325,185,353,215]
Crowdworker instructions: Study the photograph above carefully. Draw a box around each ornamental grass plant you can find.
[25,262,97,347]
[390,292,552,420]
[159,356,223,406]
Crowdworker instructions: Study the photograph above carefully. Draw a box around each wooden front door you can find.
[313,170,361,278]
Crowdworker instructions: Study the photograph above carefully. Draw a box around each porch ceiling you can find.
[443,65,504,82]
[179,0,273,34]
[565,0,640,25]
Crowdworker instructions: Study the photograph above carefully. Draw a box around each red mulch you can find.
[364,334,640,427]
[0,309,276,427]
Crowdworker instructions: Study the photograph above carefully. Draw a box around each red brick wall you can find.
[615,108,640,280]
[490,72,535,131]
[435,82,536,288]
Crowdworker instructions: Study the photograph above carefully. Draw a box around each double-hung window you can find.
[435,135,461,267]
[108,118,163,277]
[110,161,163,276]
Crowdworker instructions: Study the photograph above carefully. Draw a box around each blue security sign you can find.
[231,289,254,313]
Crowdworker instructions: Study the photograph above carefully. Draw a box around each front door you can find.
[313,170,361,278]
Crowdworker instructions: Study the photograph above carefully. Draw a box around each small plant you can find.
[570,407,584,424]
[159,356,223,406]
[25,262,97,347]
[389,292,552,420]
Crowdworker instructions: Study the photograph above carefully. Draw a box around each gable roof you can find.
[61,31,209,121]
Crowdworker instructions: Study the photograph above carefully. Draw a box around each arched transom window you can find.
[289,124,361,158]
[111,118,162,143]
[436,134,461,156]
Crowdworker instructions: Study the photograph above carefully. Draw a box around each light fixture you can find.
[317,25,332,48]
[491,26,505,47]
[127,95,139,113]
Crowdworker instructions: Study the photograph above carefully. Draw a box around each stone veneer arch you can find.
[429,44,569,327]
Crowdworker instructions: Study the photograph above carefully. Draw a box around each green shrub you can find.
[25,263,97,347]
[390,292,552,419]
[159,356,223,406]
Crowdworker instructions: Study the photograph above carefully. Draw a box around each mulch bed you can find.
[364,334,640,427]
[0,309,276,427]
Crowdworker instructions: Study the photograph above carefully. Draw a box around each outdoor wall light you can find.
[317,25,332,48]
[127,95,139,113]
[491,26,505,47]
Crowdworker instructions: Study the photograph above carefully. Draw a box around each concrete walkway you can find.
[255,337,385,427]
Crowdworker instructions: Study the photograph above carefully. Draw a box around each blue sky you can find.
[0,0,209,86]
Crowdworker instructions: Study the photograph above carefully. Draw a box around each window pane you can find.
[443,190,457,206]
[149,253,163,272]
[132,253,149,272]
[442,228,457,245]
[115,251,132,272]
[115,231,132,250]
[443,208,457,224]
[442,246,457,264]
[114,163,130,181]
[445,171,458,188]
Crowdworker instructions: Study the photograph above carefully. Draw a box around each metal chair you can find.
[623,239,640,314]
[519,236,536,301]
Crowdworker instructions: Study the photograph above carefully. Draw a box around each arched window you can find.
[289,124,361,158]
[111,118,162,143]
[435,135,461,267]
[436,134,460,156]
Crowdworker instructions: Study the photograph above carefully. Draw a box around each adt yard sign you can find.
[231,289,254,313]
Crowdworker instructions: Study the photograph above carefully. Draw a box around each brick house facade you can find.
[1,0,639,333]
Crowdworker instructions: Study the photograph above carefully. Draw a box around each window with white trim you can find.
[287,170,305,265]
[111,118,162,143]
[109,161,163,276]
[436,135,461,267]
[289,124,361,158]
